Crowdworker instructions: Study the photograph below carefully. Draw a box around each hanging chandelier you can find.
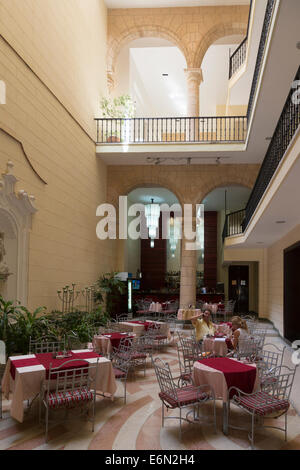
[145,198,160,246]
[169,216,180,257]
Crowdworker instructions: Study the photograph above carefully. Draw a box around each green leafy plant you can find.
[100,95,135,119]
[95,272,126,318]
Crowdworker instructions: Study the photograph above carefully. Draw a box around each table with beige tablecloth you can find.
[119,320,170,338]
[193,357,260,434]
[202,337,228,357]
[177,309,202,321]
[93,333,136,356]
[1,351,117,423]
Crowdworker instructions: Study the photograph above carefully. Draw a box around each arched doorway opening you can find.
[112,37,188,117]
[200,184,258,315]
[121,186,182,313]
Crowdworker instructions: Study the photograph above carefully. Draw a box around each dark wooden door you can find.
[228,265,249,314]
[141,214,166,291]
[284,242,300,343]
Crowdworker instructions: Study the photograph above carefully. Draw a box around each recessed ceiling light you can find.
[162,73,169,77]
[276,220,286,224]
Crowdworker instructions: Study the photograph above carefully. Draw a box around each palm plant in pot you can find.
[95,272,126,318]
[100,95,136,143]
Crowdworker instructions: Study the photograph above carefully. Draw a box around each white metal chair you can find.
[29,336,66,355]
[39,358,99,442]
[256,344,285,391]
[227,365,297,449]
[113,355,131,404]
[153,357,216,439]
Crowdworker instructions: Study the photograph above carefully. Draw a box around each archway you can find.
[111,37,188,118]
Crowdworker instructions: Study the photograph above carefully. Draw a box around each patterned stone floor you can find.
[1,324,300,450]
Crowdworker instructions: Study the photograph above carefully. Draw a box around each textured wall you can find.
[0,0,118,311]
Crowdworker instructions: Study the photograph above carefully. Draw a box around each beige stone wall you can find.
[267,225,300,335]
[0,0,108,138]
[107,5,249,89]
[0,0,118,311]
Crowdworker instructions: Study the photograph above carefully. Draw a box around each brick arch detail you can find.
[107,25,188,75]
[107,178,185,209]
[192,22,248,69]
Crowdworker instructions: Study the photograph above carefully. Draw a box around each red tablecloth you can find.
[125,321,154,331]
[102,332,134,349]
[10,351,101,380]
[198,358,257,399]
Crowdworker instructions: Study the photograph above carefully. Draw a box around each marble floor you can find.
[1,324,300,451]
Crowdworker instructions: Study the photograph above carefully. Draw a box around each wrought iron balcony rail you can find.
[95,116,248,144]
[229,37,248,79]
[222,209,246,241]
[247,0,276,120]
[243,65,300,231]
[223,66,300,240]
[228,0,253,79]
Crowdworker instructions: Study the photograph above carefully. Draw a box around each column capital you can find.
[184,68,203,86]
[107,70,115,93]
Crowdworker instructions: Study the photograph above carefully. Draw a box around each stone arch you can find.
[107,177,185,209]
[107,25,188,79]
[193,178,253,207]
[192,22,247,69]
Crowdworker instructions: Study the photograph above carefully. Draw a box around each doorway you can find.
[284,242,300,343]
[228,265,249,314]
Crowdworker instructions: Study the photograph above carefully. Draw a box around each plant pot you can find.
[106,135,121,143]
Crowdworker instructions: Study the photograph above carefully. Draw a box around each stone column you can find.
[179,213,197,308]
[184,68,203,117]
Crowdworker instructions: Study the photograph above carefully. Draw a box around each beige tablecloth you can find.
[119,321,169,338]
[177,309,201,321]
[1,351,117,423]
[193,359,259,403]
[202,337,228,357]
[93,334,136,356]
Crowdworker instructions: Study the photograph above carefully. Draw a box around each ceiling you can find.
[105,0,250,8]
[128,187,179,205]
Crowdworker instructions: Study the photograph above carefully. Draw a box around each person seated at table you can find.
[190,309,216,344]
[226,316,249,351]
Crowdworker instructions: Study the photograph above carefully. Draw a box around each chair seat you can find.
[155,335,168,341]
[233,391,290,416]
[131,352,147,359]
[159,385,207,409]
[113,368,127,379]
[47,388,93,409]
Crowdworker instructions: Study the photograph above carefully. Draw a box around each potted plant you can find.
[95,272,126,318]
[100,95,136,143]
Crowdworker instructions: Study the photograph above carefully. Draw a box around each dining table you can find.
[118,320,170,338]
[92,332,135,356]
[177,308,202,321]
[193,357,260,434]
[1,350,117,423]
[202,335,228,357]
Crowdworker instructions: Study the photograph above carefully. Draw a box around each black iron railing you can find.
[242,66,300,230]
[229,37,248,79]
[95,116,248,144]
[229,0,253,79]
[222,209,246,241]
[247,0,276,120]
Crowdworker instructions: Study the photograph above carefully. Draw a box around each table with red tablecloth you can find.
[93,332,135,356]
[193,357,259,434]
[119,320,170,338]
[1,350,117,423]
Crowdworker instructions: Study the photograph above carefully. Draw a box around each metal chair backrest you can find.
[46,358,98,397]
[29,336,65,354]
[269,365,297,400]
[153,357,177,402]
[237,336,261,361]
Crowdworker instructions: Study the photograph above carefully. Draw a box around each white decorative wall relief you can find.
[0,161,37,305]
